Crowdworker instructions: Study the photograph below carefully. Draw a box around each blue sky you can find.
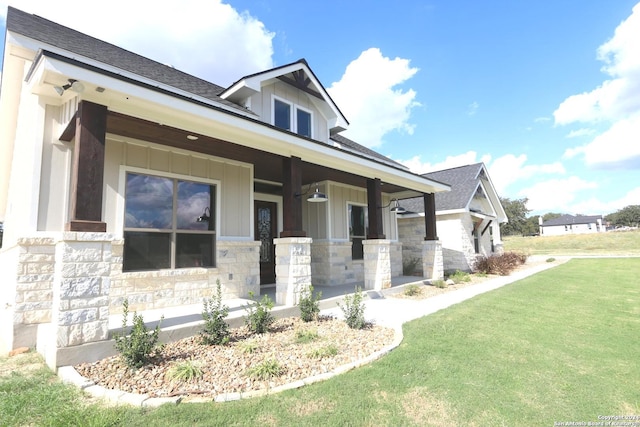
[1,1,639,216]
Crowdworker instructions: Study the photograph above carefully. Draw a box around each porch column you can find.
[280,156,306,237]
[363,239,392,291]
[366,178,385,239]
[67,101,108,232]
[41,232,113,369]
[274,237,312,306]
[424,193,437,241]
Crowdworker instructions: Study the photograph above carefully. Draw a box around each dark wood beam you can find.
[366,178,385,239]
[280,156,306,237]
[276,75,323,100]
[424,193,438,241]
[481,220,493,236]
[67,101,107,232]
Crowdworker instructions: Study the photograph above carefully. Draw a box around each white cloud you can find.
[328,48,420,149]
[467,101,479,116]
[1,0,275,86]
[397,151,491,175]
[519,176,598,214]
[565,128,596,138]
[488,154,566,194]
[554,3,640,169]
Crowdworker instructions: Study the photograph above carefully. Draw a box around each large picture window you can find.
[123,172,216,272]
[273,97,313,138]
[349,204,368,260]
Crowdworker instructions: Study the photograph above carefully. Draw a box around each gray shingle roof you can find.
[542,214,602,227]
[400,163,485,213]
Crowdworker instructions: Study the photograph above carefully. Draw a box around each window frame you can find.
[272,95,314,138]
[121,168,219,272]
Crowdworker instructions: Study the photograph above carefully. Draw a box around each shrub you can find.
[432,279,448,289]
[239,340,259,354]
[167,360,203,382]
[474,251,527,276]
[546,257,556,263]
[200,280,230,345]
[298,285,321,322]
[448,270,471,284]
[402,257,421,276]
[403,284,422,296]
[114,299,163,369]
[308,344,338,359]
[244,292,275,334]
[337,287,367,330]
[246,359,283,381]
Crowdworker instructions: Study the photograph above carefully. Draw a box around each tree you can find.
[499,197,531,236]
[606,205,640,228]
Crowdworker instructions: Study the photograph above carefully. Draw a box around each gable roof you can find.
[399,163,507,221]
[542,214,602,227]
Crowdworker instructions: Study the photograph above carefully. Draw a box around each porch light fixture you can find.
[196,207,210,222]
[53,79,85,96]
[380,199,406,214]
[296,183,328,203]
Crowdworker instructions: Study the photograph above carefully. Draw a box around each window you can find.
[123,172,216,272]
[273,97,313,138]
[349,204,368,260]
[473,222,480,254]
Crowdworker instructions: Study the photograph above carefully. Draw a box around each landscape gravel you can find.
[74,316,396,400]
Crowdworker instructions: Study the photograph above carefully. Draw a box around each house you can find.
[0,7,450,366]
[539,214,604,236]
[397,163,507,274]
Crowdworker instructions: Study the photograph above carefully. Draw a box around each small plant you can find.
[403,284,422,296]
[448,270,471,284]
[200,280,230,345]
[402,257,421,276]
[295,328,319,344]
[167,360,203,382]
[337,287,367,330]
[473,251,527,276]
[546,257,556,263]
[298,285,322,322]
[239,340,259,354]
[244,292,275,334]
[432,279,448,289]
[114,299,163,369]
[246,359,283,381]
[308,344,338,359]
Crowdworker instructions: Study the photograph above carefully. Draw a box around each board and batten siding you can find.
[104,138,253,239]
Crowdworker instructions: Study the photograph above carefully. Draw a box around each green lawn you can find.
[2,258,639,426]
[503,229,640,256]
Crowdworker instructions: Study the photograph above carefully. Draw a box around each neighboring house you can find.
[539,214,604,236]
[0,7,450,366]
[397,163,507,274]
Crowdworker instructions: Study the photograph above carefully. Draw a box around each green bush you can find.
[298,285,321,322]
[295,328,320,344]
[308,344,339,359]
[200,280,230,345]
[432,279,448,289]
[337,287,367,329]
[473,251,527,276]
[403,284,422,296]
[244,292,275,334]
[448,270,471,284]
[114,299,163,368]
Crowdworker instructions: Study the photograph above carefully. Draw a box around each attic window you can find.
[273,97,313,138]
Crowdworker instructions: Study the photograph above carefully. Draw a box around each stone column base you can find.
[274,237,312,306]
[422,240,444,281]
[363,240,392,291]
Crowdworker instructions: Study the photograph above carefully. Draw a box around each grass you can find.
[1,258,639,425]
[503,229,640,256]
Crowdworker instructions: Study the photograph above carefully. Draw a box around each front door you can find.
[255,200,277,285]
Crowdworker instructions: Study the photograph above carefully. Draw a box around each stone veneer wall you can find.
[311,241,361,286]
[398,217,427,275]
[109,240,261,313]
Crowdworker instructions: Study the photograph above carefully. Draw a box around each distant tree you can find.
[605,205,640,228]
[522,216,540,236]
[542,212,563,222]
[500,197,531,236]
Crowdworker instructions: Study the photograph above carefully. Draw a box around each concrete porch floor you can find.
[108,275,426,334]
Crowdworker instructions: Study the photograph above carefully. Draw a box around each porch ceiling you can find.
[105,112,414,196]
